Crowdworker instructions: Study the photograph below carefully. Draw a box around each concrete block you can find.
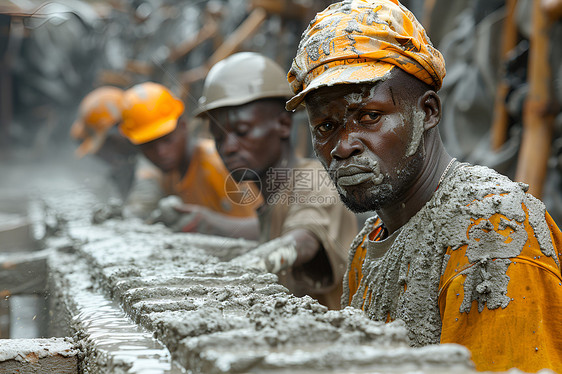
[51,219,477,374]
[0,338,78,374]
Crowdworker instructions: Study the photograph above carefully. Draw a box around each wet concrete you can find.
[48,218,474,374]
[0,337,78,373]
[0,149,478,373]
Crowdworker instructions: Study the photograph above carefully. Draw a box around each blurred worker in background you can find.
[70,86,138,198]
[287,0,562,371]
[120,81,260,238]
[195,52,357,309]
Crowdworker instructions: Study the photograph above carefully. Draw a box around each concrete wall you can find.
[46,217,476,373]
[0,156,477,373]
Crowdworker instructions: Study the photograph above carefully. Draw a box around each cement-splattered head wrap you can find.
[286,0,446,111]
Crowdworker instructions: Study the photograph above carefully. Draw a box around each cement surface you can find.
[0,337,77,362]
[2,149,477,373]
[51,210,475,373]
[0,248,49,294]
[0,338,78,374]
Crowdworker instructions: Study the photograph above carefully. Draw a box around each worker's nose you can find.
[155,142,169,157]
[220,133,240,155]
[330,131,364,160]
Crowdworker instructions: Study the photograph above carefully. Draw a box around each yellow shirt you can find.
[162,139,261,218]
[439,210,562,372]
[344,163,562,373]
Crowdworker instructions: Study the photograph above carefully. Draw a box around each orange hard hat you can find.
[70,86,124,158]
[120,82,185,145]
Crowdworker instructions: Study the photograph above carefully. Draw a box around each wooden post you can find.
[180,7,268,86]
[422,0,437,34]
[207,7,267,67]
[168,16,219,63]
[490,0,518,150]
[514,0,555,198]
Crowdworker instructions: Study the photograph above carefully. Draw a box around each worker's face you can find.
[139,120,187,172]
[208,100,290,182]
[305,77,426,213]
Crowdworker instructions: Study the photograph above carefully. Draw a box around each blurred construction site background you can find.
[0,0,562,220]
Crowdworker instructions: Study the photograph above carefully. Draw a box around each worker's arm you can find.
[174,203,259,240]
[123,158,164,220]
[282,229,322,269]
[229,228,321,273]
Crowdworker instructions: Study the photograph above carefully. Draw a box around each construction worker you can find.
[286,0,562,372]
[70,86,138,198]
[120,81,260,238]
[195,52,357,309]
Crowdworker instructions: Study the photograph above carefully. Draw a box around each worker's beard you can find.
[336,152,423,213]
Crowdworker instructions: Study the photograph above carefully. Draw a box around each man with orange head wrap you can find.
[288,0,562,372]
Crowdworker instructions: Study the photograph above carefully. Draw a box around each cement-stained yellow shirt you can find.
[344,163,562,373]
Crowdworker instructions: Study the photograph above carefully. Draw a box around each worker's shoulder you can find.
[294,157,333,184]
[438,162,549,225]
[194,138,218,155]
[445,163,530,204]
[193,138,226,167]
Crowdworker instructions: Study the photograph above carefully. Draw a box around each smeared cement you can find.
[344,162,557,347]
[9,155,475,373]
[404,107,425,157]
[0,338,78,374]
[47,209,475,373]
[48,249,186,374]
[0,337,77,362]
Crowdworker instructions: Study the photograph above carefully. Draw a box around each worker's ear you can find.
[277,111,292,140]
[419,91,441,131]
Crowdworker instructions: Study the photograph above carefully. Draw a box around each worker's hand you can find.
[92,198,124,224]
[146,196,200,232]
[172,203,210,233]
[175,204,260,240]
[174,203,236,236]
[230,235,298,273]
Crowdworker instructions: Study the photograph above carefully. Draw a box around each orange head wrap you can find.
[286,0,446,110]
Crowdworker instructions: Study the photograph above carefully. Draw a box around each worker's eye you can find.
[235,125,250,137]
[359,112,381,124]
[315,122,335,134]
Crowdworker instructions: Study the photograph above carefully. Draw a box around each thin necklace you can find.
[437,158,457,188]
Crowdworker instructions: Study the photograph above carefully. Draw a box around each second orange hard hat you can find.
[120,82,185,145]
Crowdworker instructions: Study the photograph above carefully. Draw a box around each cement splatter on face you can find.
[405,107,425,157]
[342,85,378,106]
[328,154,388,211]
[326,93,425,214]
